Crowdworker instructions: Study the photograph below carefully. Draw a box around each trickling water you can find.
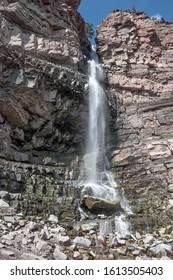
[81,47,131,236]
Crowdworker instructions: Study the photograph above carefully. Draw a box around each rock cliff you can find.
[0,0,90,220]
[1,2,173,231]
[97,10,173,228]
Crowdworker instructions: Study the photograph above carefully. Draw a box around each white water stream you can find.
[81,48,131,236]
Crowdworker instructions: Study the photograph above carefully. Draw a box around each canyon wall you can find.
[0,0,89,221]
[97,10,173,228]
[1,2,173,230]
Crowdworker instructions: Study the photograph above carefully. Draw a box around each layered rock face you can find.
[97,11,173,228]
[0,0,89,220]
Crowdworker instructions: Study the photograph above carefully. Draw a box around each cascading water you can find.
[85,51,106,183]
[81,47,132,236]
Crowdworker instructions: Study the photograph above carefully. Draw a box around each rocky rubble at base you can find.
[0,212,173,260]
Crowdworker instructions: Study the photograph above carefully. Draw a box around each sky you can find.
[78,0,173,43]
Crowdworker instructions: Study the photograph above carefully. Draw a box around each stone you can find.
[149,243,172,255]
[22,238,29,246]
[117,238,126,245]
[168,200,173,208]
[73,237,91,248]
[112,148,132,166]
[97,235,106,246]
[40,227,49,241]
[168,184,173,193]
[1,232,16,241]
[165,225,173,234]
[0,199,10,208]
[18,220,27,227]
[81,196,121,212]
[48,214,58,223]
[0,243,4,249]
[160,256,172,260]
[3,216,15,224]
[143,235,154,244]
[89,251,96,258]
[23,222,39,234]
[53,246,67,260]
[36,240,48,251]
[21,253,45,260]
[132,250,140,256]
[56,235,71,246]
[0,191,11,201]
[135,232,142,240]
[73,251,81,259]
[158,228,166,236]
[80,223,98,232]
[0,249,15,258]
[147,142,171,160]
[50,226,65,234]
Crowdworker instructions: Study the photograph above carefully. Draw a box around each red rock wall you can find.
[97,11,173,228]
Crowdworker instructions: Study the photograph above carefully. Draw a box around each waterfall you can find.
[81,47,131,236]
[85,49,107,183]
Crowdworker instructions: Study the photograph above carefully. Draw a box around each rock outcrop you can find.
[97,10,173,228]
[0,0,90,220]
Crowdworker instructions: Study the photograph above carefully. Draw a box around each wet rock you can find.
[81,196,121,212]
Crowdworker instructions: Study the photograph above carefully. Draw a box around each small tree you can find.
[132,4,136,14]
[85,22,95,39]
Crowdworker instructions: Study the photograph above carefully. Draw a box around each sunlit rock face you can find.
[0,0,90,220]
[96,10,173,229]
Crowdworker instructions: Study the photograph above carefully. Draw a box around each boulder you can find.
[81,195,121,212]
